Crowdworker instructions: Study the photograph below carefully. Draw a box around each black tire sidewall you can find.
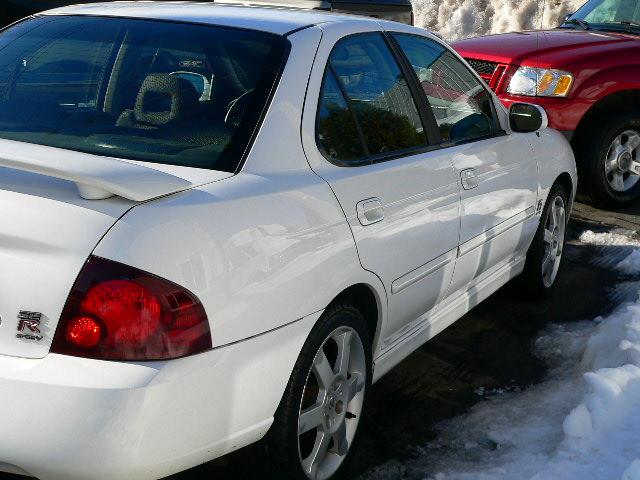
[579,112,640,206]
[267,305,372,480]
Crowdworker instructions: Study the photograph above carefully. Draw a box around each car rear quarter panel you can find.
[93,26,386,350]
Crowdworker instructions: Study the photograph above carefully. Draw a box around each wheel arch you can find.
[551,171,576,219]
[326,283,383,352]
[555,171,574,200]
[573,89,640,147]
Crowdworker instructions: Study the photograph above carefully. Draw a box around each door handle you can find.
[460,168,479,190]
[356,198,384,226]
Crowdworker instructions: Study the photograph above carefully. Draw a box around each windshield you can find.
[564,0,640,32]
[0,16,287,172]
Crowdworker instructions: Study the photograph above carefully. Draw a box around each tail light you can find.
[51,256,211,361]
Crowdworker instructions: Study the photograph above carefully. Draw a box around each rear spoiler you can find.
[0,139,192,202]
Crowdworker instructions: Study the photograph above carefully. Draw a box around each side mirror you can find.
[564,13,574,22]
[509,103,548,133]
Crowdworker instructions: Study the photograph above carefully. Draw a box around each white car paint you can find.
[0,138,196,200]
[0,3,576,479]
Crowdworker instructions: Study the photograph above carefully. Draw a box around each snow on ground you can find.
[360,234,640,480]
[413,0,584,41]
[619,251,640,276]
[580,230,640,247]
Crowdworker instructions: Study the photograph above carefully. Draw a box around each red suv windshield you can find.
[562,0,640,34]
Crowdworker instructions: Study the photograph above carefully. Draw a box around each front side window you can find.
[0,16,287,171]
[317,33,427,164]
[393,34,499,144]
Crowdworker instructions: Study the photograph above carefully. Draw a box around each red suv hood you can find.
[453,29,638,66]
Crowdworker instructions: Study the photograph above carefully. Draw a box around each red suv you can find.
[453,0,640,207]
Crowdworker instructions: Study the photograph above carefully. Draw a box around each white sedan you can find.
[0,2,576,480]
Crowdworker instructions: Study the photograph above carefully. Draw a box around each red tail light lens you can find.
[66,316,103,348]
[52,256,211,360]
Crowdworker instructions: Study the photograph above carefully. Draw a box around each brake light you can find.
[52,256,211,360]
[66,316,102,348]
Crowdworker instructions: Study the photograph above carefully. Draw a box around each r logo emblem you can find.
[16,311,43,341]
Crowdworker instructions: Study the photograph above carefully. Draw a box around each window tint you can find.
[317,72,366,161]
[393,34,499,143]
[317,33,427,163]
[0,16,287,172]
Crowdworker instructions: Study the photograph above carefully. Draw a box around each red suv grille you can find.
[465,57,508,92]
[466,58,498,76]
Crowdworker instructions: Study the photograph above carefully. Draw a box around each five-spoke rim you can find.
[605,130,640,192]
[542,195,566,288]
[298,326,366,480]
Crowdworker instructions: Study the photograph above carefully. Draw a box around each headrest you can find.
[134,73,199,126]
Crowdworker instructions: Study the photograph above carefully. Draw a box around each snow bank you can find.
[413,0,584,41]
[360,244,640,480]
[580,230,640,247]
[619,250,640,275]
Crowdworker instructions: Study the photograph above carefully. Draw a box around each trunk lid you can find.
[0,142,231,359]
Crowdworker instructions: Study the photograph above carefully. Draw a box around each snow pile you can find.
[580,229,640,247]
[618,250,640,275]
[623,460,640,480]
[360,257,640,480]
[413,0,584,41]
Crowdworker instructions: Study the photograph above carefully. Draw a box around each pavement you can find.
[572,198,640,231]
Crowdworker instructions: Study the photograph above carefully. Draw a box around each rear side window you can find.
[317,33,427,164]
[393,34,499,144]
[0,16,287,172]
[317,72,366,161]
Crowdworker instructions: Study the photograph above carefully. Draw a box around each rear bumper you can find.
[0,312,319,480]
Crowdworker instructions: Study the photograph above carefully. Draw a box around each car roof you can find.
[40,1,382,36]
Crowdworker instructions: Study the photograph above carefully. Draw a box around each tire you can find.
[518,183,569,299]
[575,111,640,207]
[266,304,372,480]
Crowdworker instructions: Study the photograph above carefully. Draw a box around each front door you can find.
[391,32,539,295]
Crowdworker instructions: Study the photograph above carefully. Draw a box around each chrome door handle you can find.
[356,198,384,226]
[460,168,479,190]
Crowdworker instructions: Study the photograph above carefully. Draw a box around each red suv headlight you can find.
[51,256,212,361]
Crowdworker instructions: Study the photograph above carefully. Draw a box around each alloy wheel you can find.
[605,130,640,192]
[297,326,366,480]
[541,195,566,288]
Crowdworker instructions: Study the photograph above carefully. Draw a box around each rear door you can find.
[302,26,461,346]
[391,33,539,295]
